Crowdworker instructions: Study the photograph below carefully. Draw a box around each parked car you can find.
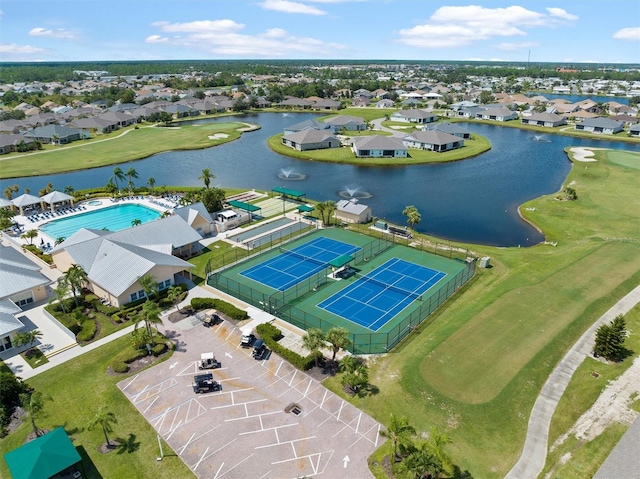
[192,373,222,394]
[199,352,221,370]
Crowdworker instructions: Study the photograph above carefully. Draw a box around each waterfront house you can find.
[352,135,407,158]
[390,109,438,124]
[281,129,341,151]
[403,130,464,152]
[574,117,624,134]
[283,119,332,135]
[324,115,367,131]
[521,112,567,127]
[335,199,372,224]
[423,122,471,139]
[476,107,518,121]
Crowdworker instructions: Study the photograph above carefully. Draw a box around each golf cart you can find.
[202,311,222,327]
[240,327,256,348]
[192,373,222,394]
[199,352,221,370]
[252,339,270,360]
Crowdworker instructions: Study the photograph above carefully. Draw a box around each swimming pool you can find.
[40,204,162,239]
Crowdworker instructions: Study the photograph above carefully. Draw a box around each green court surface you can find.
[209,228,474,353]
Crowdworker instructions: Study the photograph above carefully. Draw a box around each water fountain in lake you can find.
[277,168,307,180]
[533,134,551,142]
[338,185,373,200]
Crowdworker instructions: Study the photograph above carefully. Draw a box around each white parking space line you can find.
[192,446,209,471]
[178,424,222,455]
[257,471,273,479]
[214,452,254,479]
[348,422,380,449]
[254,434,314,449]
[228,410,281,424]
[142,396,159,414]
[133,378,178,404]
[120,373,139,391]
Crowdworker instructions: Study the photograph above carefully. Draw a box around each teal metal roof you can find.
[227,200,260,212]
[272,187,306,199]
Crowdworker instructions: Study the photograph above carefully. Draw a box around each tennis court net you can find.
[354,272,423,301]
[279,246,328,267]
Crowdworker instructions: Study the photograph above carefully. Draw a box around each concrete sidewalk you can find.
[506,284,640,479]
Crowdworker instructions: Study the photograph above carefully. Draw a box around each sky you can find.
[1,0,639,64]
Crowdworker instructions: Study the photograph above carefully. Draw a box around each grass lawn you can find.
[323,149,640,478]
[541,303,640,478]
[267,132,491,165]
[0,121,250,179]
[0,336,192,479]
[21,348,49,368]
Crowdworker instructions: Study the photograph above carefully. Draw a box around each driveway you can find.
[118,314,383,478]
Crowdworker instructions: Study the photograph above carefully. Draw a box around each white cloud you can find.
[0,43,49,54]
[146,19,346,57]
[496,41,538,51]
[259,0,327,15]
[546,7,578,21]
[613,27,640,41]
[28,27,77,40]
[397,5,578,48]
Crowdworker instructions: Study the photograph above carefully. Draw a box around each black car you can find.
[192,373,222,394]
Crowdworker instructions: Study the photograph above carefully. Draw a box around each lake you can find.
[3,112,638,247]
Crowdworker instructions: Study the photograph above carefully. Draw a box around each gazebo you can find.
[0,198,12,209]
[11,194,42,216]
[4,427,84,479]
[41,191,74,212]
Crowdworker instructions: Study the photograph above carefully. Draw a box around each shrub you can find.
[120,347,148,363]
[151,343,167,356]
[111,361,129,373]
[190,297,248,320]
[76,319,97,343]
[256,323,317,370]
[95,302,119,315]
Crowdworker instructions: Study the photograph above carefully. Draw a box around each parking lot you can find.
[118,314,383,478]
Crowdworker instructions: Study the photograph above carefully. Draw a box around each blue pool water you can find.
[40,204,162,239]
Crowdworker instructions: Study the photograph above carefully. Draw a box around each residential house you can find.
[403,130,464,152]
[324,115,367,131]
[476,107,518,121]
[335,199,372,224]
[629,123,640,137]
[311,99,341,110]
[575,117,624,134]
[521,112,567,127]
[351,97,370,107]
[283,119,332,135]
[376,99,395,108]
[278,97,314,108]
[423,122,471,139]
[391,109,438,124]
[352,135,407,158]
[281,129,341,151]
[0,134,37,154]
[24,124,89,144]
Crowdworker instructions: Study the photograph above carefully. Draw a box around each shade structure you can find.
[4,427,82,479]
[0,198,12,208]
[11,194,42,215]
[40,191,74,211]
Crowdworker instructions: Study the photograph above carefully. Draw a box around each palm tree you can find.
[322,200,337,226]
[161,210,172,218]
[400,443,443,479]
[131,218,142,227]
[167,285,183,312]
[63,264,89,306]
[54,236,66,246]
[325,327,352,361]
[198,168,215,189]
[19,391,51,438]
[402,205,422,230]
[126,167,139,194]
[136,300,162,345]
[147,177,156,191]
[427,426,453,472]
[21,229,38,245]
[112,167,125,193]
[51,281,70,313]
[137,273,158,301]
[340,360,369,395]
[379,414,416,461]
[88,406,118,448]
[315,202,327,223]
[301,328,325,368]
[64,185,75,195]
[14,329,43,351]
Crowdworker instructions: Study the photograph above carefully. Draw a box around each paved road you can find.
[505,285,640,479]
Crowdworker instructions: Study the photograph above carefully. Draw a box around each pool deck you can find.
[7,195,177,249]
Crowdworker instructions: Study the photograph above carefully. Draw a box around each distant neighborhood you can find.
[1,65,639,155]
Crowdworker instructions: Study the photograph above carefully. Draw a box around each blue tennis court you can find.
[318,258,446,331]
[240,237,360,291]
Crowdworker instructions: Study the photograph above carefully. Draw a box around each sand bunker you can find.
[208,133,229,140]
[569,147,605,162]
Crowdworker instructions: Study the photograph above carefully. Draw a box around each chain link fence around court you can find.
[204,221,315,278]
[208,230,475,354]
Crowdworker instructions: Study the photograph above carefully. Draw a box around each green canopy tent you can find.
[271,187,306,201]
[227,199,261,219]
[4,427,83,479]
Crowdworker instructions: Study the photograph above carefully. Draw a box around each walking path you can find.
[505,284,640,479]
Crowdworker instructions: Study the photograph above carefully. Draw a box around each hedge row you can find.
[76,319,97,343]
[190,297,248,321]
[256,323,318,371]
[109,337,171,373]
